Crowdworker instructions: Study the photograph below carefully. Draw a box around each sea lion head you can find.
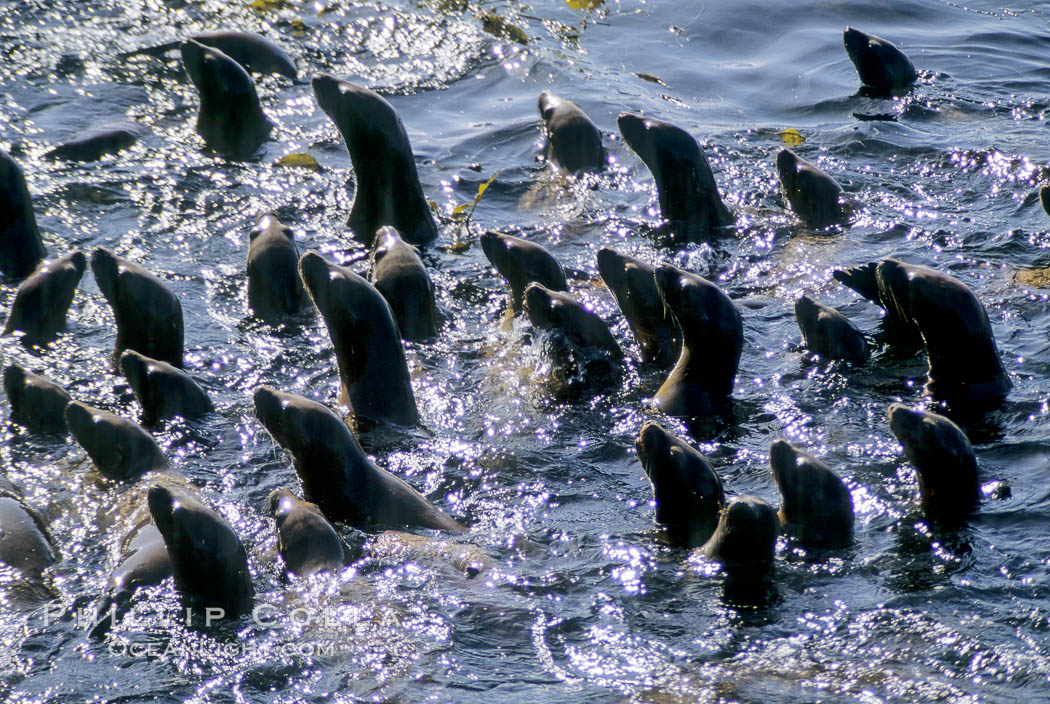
[253,385,355,460]
[522,282,566,332]
[524,282,621,357]
[181,39,254,100]
[312,75,405,153]
[369,226,410,266]
[794,295,869,363]
[842,27,917,96]
[89,247,121,302]
[769,439,854,548]
[250,212,294,243]
[702,495,780,571]
[617,113,700,176]
[480,232,567,313]
[654,264,740,346]
[118,349,155,395]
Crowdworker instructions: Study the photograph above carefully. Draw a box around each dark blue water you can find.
[1,0,1049,701]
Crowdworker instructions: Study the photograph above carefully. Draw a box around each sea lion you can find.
[298,251,419,427]
[794,295,869,364]
[0,149,46,279]
[652,264,742,417]
[480,232,567,317]
[45,123,143,162]
[843,27,917,97]
[834,258,1010,410]
[537,91,605,173]
[91,247,184,369]
[64,401,169,481]
[1040,185,1050,217]
[701,495,779,574]
[617,113,734,243]
[369,226,439,341]
[253,385,464,533]
[776,149,844,229]
[596,247,679,367]
[0,490,58,590]
[148,485,254,619]
[180,39,273,157]
[2,251,85,346]
[3,365,72,434]
[312,75,438,247]
[769,439,854,548]
[120,350,213,426]
[268,488,346,579]
[635,421,724,548]
[887,404,978,527]
[121,31,297,79]
[247,212,306,323]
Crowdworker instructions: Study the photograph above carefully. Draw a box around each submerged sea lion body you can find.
[794,295,869,364]
[299,251,418,427]
[64,401,169,481]
[834,258,1010,410]
[652,265,742,417]
[91,247,184,369]
[635,421,724,548]
[537,91,605,173]
[148,485,254,618]
[254,386,464,533]
[776,149,843,228]
[769,439,854,548]
[120,350,213,426]
[3,251,85,346]
[268,488,346,578]
[3,366,72,434]
[0,149,46,279]
[597,247,679,367]
[843,27,917,97]
[480,232,567,317]
[617,113,733,243]
[369,226,439,341]
[247,213,305,323]
[45,124,143,162]
[312,75,437,247]
[368,530,489,577]
[887,404,979,527]
[181,39,273,157]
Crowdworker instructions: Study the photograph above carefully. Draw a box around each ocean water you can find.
[1,0,1049,702]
